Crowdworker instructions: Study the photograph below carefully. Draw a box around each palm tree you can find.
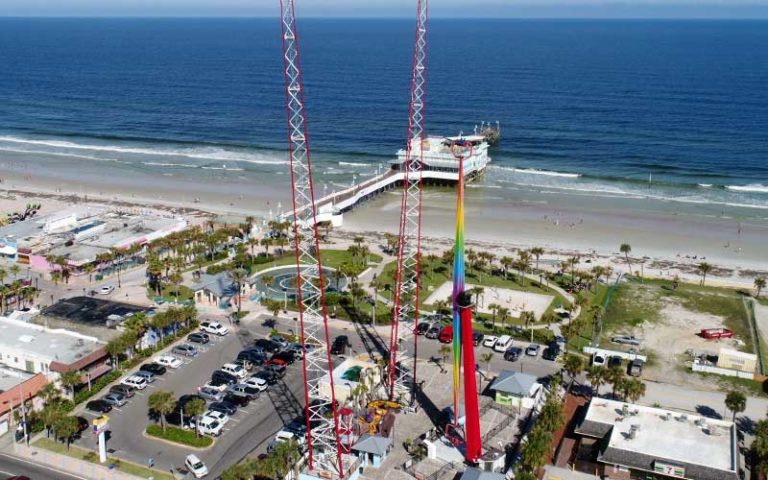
[479,352,494,394]
[562,354,584,392]
[487,303,500,328]
[54,415,80,450]
[230,268,248,319]
[698,262,713,286]
[607,366,624,398]
[623,378,646,403]
[586,365,607,396]
[520,427,551,475]
[469,286,485,314]
[497,307,510,330]
[725,390,747,423]
[59,370,82,398]
[185,398,207,437]
[530,247,544,272]
[756,277,767,298]
[148,390,177,432]
[619,243,633,275]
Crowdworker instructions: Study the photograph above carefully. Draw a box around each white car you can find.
[202,410,229,426]
[185,454,209,478]
[200,321,229,336]
[155,355,183,369]
[220,363,247,380]
[98,285,115,295]
[268,430,305,452]
[482,335,498,348]
[243,377,268,392]
[201,381,228,393]
[196,416,224,436]
[120,375,148,390]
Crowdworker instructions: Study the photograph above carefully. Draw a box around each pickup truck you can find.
[700,328,734,339]
[611,335,641,346]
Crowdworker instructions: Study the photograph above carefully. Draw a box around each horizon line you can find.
[2,15,768,20]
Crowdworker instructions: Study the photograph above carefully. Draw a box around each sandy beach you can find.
[2,166,767,290]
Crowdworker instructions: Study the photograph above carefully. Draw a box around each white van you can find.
[493,335,513,352]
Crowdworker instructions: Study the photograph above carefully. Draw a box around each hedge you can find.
[146,424,213,448]
[74,370,122,404]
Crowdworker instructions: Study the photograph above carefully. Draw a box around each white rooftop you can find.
[585,398,735,471]
[0,367,34,392]
[0,317,103,365]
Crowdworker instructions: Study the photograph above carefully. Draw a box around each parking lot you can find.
[71,317,307,478]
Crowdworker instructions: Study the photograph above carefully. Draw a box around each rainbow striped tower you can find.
[450,140,482,462]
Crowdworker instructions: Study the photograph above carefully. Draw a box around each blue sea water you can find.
[0,18,767,207]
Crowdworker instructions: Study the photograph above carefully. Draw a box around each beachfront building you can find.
[488,370,543,409]
[391,135,492,181]
[0,204,187,273]
[572,398,739,480]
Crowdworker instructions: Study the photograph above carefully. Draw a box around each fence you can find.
[691,363,755,379]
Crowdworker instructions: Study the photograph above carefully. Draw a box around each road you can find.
[0,452,86,480]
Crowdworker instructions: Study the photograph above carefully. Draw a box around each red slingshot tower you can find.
[279,0,344,477]
[388,0,429,406]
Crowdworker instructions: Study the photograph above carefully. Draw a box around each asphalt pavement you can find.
[0,452,87,480]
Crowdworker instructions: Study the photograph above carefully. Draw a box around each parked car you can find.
[608,356,623,368]
[494,335,513,352]
[232,359,254,372]
[263,364,286,379]
[252,370,278,386]
[155,355,183,369]
[286,343,305,359]
[330,335,349,355]
[198,386,226,402]
[504,346,523,362]
[237,350,266,365]
[700,328,734,339]
[223,392,251,407]
[243,377,269,392]
[592,354,606,366]
[133,370,156,383]
[86,399,113,413]
[483,335,499,348]
[121,375,148,390]
[177,394,206,411]
[140,363,167,376]
[109,384,135,398]
[200,321,229,336]
[525,344,541,357]
[211,370,239,386]
[438,326,453,343]
[227,383,261,399]
[611,335,642,346]
[629,359,644,377]
[472,332,484,346]
[266,356,287,367]
[416,322,431,335]
[172,343,199,357]
[425,324,441,339]
[185,454,209,478]
[269,335,289,349]
[196,416,224,436]
[98,285,115,295]
[220,363,247,380]
[542,345,561,361]
[187,332,210,344]
[208,401,238,416]
[202,410,230,426]
[253,338,281,353]
[271,351,296,365]
[101,393,127,407]
[268,430,305,453]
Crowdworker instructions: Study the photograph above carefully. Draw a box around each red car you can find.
[438,325,453,343]
[700,328,734,339]
[266,357,288,367]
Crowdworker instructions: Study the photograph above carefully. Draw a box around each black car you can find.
[238,350,267,365]
[416,322,430,335]
[252,370,278,385]
[472,332,484,346]
[223,393,251,407]
[271,351,296,365]
[109,384,135,398]
[209,401,238,416]
[211,370,239,385]
[165,410,195,428]
[504,346,523,362]
[608,356,623,369]
[263,364,286,379]
[253,338,281,353]
[330,335,349,355]
[85,399,113,413]
[140,362,167,376]
[542,346,561,361]
[187,332,210,344]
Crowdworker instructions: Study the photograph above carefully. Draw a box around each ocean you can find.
[0,18,767,214]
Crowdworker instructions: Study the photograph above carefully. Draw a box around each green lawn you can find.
[146,424,214,448]
[253,249,382,273]
[147,284,195,302]
[35,438,174,480]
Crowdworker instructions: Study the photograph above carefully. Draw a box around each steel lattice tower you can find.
[388,0,429,404]
[279,1,344,476]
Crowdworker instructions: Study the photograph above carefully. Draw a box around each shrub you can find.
[146,424,213,448]
[74,370,122,404]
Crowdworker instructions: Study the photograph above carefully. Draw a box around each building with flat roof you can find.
[574,398,738,480]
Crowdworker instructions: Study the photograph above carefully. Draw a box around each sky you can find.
[1,0,767,19]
